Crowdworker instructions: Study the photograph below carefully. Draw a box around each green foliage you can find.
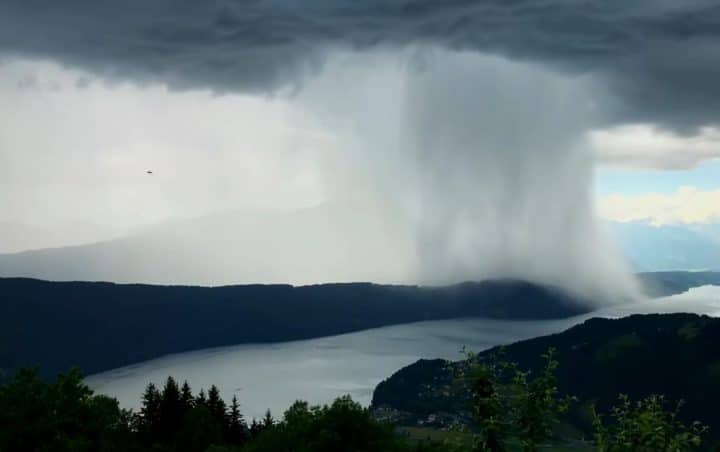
[2,373,426,452]
[0,356,711,452]
[509,349,575,451]
[592,394,708,452]
[244,395,436,452]
[677,322,703,342]
[459,351,506,451]
[457,347,573,452]
[0,368,135,452]
[136,380,244,451]
[455,347,710,452]
[594,335,644,364]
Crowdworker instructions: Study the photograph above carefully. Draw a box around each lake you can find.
[86,285,720,420]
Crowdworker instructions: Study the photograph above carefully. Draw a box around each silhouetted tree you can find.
[178,403,222,452]
[262,409,274,428]
[0,368,135,452]
[196,388,207,406]
[180,380,194,411]
[139,382,161,440]
[159,376,182,442]
[227,394,248,445]
[249,418,262,439]
[207,385,227,427]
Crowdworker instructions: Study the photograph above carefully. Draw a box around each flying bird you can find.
[146,170,153,175]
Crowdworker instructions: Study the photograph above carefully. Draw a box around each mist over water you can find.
[300,49,640,303]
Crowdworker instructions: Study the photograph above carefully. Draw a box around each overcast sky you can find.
[1,1,719,292]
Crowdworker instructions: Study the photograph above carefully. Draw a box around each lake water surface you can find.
[87,286,720,420]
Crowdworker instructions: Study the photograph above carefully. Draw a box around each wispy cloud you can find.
[599,187,720,225]
[591,124,720,169]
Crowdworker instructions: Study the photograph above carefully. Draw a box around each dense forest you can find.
[0,367,435,452]
[372,313,720,443]
[0,277,591,380]
[1,341,712,451]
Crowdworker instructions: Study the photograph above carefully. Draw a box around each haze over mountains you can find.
[611,221,720,271]
[0,220,124,254]
[2,204,718,289]
[0,203,415,286]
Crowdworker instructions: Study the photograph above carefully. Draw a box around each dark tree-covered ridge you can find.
[1,272,716,381]
[372,313,720,439]
[0,330,711,451]
[0,277,591,380]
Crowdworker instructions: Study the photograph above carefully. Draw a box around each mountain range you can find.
[2,208,720,287]
[0,204,414,286]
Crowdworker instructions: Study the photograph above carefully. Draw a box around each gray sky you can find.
[1,1,719,296]
[2,0,719,128]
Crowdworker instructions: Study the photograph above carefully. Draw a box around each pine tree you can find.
[162,376,180,403]
[227,395,247,444]
[159,376,182,441]
[229,395,244,426]
[249,418,262,439]
[207,385,227,426]
[196,389,207,406]
[262,409,274,428]
[139,382,161,439]
[180,380,194,411]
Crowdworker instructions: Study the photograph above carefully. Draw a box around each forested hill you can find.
[371,313,720,434]
[0,277,590,380]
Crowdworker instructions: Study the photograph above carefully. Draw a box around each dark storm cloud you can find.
[1,0,719,128]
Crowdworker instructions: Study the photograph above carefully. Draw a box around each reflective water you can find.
[86,286,720,420]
